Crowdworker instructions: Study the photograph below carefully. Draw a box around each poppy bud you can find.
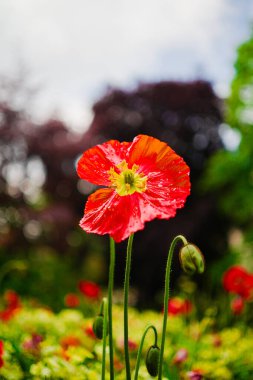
[92,314,107,339]
[179,244,205,275]
[145,345,160,377]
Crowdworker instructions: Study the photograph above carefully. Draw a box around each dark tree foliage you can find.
[84,80,226,307]
[0,104,104,307]
[85,81,222,181]
[0,105,91,255]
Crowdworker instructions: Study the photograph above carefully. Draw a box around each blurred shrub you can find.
[202,30,253,270]
[0,104,107,306]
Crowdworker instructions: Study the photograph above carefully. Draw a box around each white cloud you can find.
[0,0,252,131]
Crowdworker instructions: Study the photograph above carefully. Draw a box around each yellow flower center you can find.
[108,160,147,196]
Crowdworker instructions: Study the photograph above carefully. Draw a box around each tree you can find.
[203,31,253,244]
[0,103,105,308]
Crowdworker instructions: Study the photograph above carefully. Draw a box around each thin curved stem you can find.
[134,324,158,380]
[124,233,134,380]
[158,235,187,380]
[101,297,108,380]
[108,237,116,380]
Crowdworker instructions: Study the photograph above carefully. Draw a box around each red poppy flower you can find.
[117,338,138,352]
[168,297,193,316]
[84,325,96,339]
[114,357,125,372]
[0,340,3,357]
[223,266,253,300]
[77,135,190,242]
[78,280,101,299]
[212,334,222,347]
[128,339,138,351]
[0,340,3,368]
[64,293,80,308]
[61,336,81,350]
[4,290,20,309]
[0,290,22,322]
[231,296,244,315]
[0,309,13,322]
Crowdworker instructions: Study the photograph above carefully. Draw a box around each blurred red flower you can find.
[0,309,15,322]
[64,293,80,308]
[231,296,244,315]
[117,338,138,352]
[4,290,20,309]
[223,266,253,300]
[0,341,3,356]
[78,280,101,300]
[127,339,138,351]
[114,357,125,372]
[60,336,81,361]
[0,340,4,368]
[61,336,81,350]
[77,135,190,242]
[212,334,222,347]
[173,348,188,365]
[168,297,193,316]
[84,325,96,339]
[0,290,21,322]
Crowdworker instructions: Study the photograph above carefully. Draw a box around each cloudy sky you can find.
[0,0,252,131]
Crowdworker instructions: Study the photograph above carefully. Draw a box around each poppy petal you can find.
[77,140,131,186]
[78,135,191,242]
[128,134,189,175]
[80,189,148,242]
[80,188,187,243]
[223,266,253,300]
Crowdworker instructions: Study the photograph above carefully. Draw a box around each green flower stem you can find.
[158,235,188,380]
[101,297,108,380]
[124,233,134,380]
[134,325,158,380]
[108,237,116,380]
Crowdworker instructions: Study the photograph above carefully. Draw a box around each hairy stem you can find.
[101,297,108,380]
[108,237,116,380]
[124,234,134,380]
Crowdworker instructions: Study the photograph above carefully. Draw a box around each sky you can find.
[0,0,252,132]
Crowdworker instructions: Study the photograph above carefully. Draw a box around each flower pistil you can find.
[108,160,147,196]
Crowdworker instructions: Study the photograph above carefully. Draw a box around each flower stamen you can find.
[109,160,147,196]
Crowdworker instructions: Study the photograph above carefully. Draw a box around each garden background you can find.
[0,1,253,379]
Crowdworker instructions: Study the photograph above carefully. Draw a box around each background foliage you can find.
[203,30,253,272]
[0,30,253,309]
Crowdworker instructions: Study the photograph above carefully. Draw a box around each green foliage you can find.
[203,30,253,242]
[0,302,253,379]
[0,235,106,312]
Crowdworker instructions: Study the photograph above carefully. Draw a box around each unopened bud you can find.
[145,345,160,377]
[92,314,107,339]
[179,244,205,275]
